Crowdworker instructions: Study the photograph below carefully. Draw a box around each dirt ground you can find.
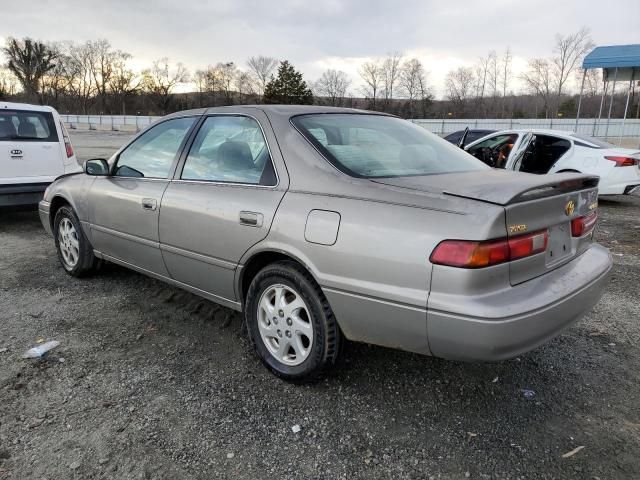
[0,131,639,479]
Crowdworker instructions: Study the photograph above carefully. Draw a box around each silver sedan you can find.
[39,106,612,381]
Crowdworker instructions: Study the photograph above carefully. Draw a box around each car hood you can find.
[371,169,599,206]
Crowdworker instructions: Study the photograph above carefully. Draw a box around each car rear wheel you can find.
[245,261,342,382]
[53,205,101,277]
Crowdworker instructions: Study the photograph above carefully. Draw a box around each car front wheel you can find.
[53,205,100,277]
[245,261,342,382]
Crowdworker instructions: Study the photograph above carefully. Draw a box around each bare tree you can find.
[473,53,491,116]
[108,52,140,114]
[3,37,58,101]
[246,55,278,97]
[575,67,601,98]
[417,71,433,118]
[486,51,499,101]
[314,69,350,106]
[552,27,594,100]
[500,47,513,98]
[399,58,427,117]
[0,67,19,98]
[382,52,403,107]
[142,58,189,114]
[40,46,71,107]
[521,58,554,117]
[215,62,237,103]
[234,70,255,100]
[195,62,237,105]
[445,66,475,114]
[500,47,513,117]
[65,41,99,114]
[359,60,382,109]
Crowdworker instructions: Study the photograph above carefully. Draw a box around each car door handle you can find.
[239,211,263,227]
[141,198,157,211]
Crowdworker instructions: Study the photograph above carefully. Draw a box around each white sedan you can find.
[463,129,640,195]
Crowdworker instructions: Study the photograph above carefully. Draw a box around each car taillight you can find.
[605,155,638,167]
[430,230,548,268]
[65,141,74,158]
[571,211,597,237]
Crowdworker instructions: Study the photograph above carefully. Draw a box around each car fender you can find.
[43,174,96,238]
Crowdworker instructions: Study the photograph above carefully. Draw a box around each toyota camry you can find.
[39,106,612,381]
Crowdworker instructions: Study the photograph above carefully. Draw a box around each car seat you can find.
[0,120,17,138]
[18,121,37,138]
[218,141,255,170]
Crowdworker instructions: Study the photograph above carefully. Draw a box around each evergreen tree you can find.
[263,60,313,105]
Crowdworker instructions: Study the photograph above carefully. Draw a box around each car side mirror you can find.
[85,158,110,176]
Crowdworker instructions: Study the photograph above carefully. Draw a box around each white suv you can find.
[1,102,82,207]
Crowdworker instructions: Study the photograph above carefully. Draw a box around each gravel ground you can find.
[0,132,639,479]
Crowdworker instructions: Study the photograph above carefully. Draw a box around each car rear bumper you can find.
[427,243,612,361]
[599,166,640,195]
[0,182,49,207]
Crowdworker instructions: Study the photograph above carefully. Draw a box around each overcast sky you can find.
[2,0,639,98]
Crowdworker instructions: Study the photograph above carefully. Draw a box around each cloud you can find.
[2,0,639,98]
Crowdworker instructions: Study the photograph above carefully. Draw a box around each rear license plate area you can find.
[546,223,572,266]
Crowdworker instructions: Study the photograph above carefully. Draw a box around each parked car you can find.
[39,106,612,381]
[443,128,497,147]
[464,129,640,195]
[1,102,81,207]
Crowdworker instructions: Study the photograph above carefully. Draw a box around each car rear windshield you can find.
[292,114,489,178]
[570,133,614,149]
[0,109,59,142]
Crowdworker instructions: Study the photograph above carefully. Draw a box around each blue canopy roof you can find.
[583,44,640,69]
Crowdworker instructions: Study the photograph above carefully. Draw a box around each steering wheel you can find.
[478,146,499,167]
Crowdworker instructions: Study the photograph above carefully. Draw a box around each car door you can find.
[0,109,63,182]
[505,132,534,171]
[88,116,198,275]
[158,111,288,304]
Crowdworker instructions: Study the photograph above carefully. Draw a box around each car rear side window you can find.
[0,110,59,142]
[181,115,277,186]
[292,114,488,178]
[114,117,196,179]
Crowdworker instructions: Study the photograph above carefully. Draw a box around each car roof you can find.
[490,128,577,138]
[202,105,387,118]
[0,101,57,113]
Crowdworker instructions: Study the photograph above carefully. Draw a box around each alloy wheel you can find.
[58,217,80,269]
[257,284,314,366]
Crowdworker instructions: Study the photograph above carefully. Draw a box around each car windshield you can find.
[292,114,489,178]
[570,133,614,148]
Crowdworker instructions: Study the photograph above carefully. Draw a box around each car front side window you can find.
[114,117,196,179]
[467,134,518,168]
[181,116,276,186]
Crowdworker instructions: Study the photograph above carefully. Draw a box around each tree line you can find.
[1,29,638,119]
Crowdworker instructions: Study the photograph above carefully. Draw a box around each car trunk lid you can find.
[373,170,600,284]
[372,169,598,206]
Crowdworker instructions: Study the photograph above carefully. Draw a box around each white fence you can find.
[60,114,640,140]
[60,114,159,132]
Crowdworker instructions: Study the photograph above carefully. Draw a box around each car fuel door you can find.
[158,110,289,304]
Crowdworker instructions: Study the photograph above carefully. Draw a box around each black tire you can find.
[245,260,342,382]
[53,205,101,277]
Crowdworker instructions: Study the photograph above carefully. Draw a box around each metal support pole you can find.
[595,80,608,136]
[619,79,633,144]
[575,69,586,131]
[604,67,618,140]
